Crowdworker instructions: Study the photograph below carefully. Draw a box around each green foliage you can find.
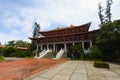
[94,61,110,68]
[105,0,113,23]
[0,56,5,62]
[83,46,103,61]
[29,43,37,51]
[97,0,119,61]
[52,52,57,57]
[115,58,120,62]
[7,40,16,46]
[90,46,103,60]
[98,3,104,24]
[2,46,17,57]
[98,0,113,24]
[6,40,30,48]
[83,54,91,61]
[16,40,30,47]
[1,45,34,58]
[68,44,84,60]
[12,50,34,58]
[96,19,120,61]
[0,40,34,58]
[0,48,3,55]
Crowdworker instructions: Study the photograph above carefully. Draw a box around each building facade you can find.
[30,22,99,57]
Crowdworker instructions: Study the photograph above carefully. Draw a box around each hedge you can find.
[94,61,110,68]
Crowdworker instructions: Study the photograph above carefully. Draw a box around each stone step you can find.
[41,52,54,59]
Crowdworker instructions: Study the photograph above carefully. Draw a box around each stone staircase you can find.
[53,48,64,59]
[34,49,52,59]
[41,52,54,59]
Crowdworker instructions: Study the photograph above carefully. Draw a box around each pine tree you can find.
[98,3,104,24]
[105,0,113,23]
[98,0,113,25]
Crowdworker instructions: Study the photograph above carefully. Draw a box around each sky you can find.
[0,0,120,45]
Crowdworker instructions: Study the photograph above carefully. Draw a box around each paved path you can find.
[24,61,120,80]
[109,63,120,76]
[5,57,24,61]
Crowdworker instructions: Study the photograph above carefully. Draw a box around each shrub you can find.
[90,46,103,60]
[115,58,120,62]
[83,53,92,60]
[0,56,5,62]
[94,61,110,68]
[2,46,17,57]
[53,52,57,57]
[0,48,3,55]
[67,44,84,60]
[12,50,34,58]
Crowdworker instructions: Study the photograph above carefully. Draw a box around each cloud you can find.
[0,32,29,45]
[0,0,120,44]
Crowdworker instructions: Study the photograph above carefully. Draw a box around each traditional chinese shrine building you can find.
[29,22,99,59]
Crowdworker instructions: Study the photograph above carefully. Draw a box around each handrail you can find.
[39,49,46,56]
[53,48,64,59]
[38,49,52,58]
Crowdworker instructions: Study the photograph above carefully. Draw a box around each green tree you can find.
[7,40,30,48]
[7,40,16,46]
[15,40,30,47]
[98,3,104,24]
[105,0,113,23]
[98,0,113,24]
[96,0,120,61]
[96,20,120,61]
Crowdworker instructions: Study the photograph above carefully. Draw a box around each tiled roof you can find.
[39,22,91,33]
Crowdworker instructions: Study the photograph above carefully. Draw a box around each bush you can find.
[13,50,34,58]
[2,46,17,57]
[0,48,3,55]
[83,53,92,60]
[52,52,57,57]
[90,46,103,60]
[115,58,120,62]
[0,56,5,62]
[67,44,84,60]
[1,45,34,58]
[94,61,110,68]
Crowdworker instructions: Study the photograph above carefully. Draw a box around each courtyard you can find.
[24,60,120,80]
[0,58,66,80]
[0,58,120,80]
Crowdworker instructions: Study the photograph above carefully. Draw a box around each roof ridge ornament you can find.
[70,24,74,27]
